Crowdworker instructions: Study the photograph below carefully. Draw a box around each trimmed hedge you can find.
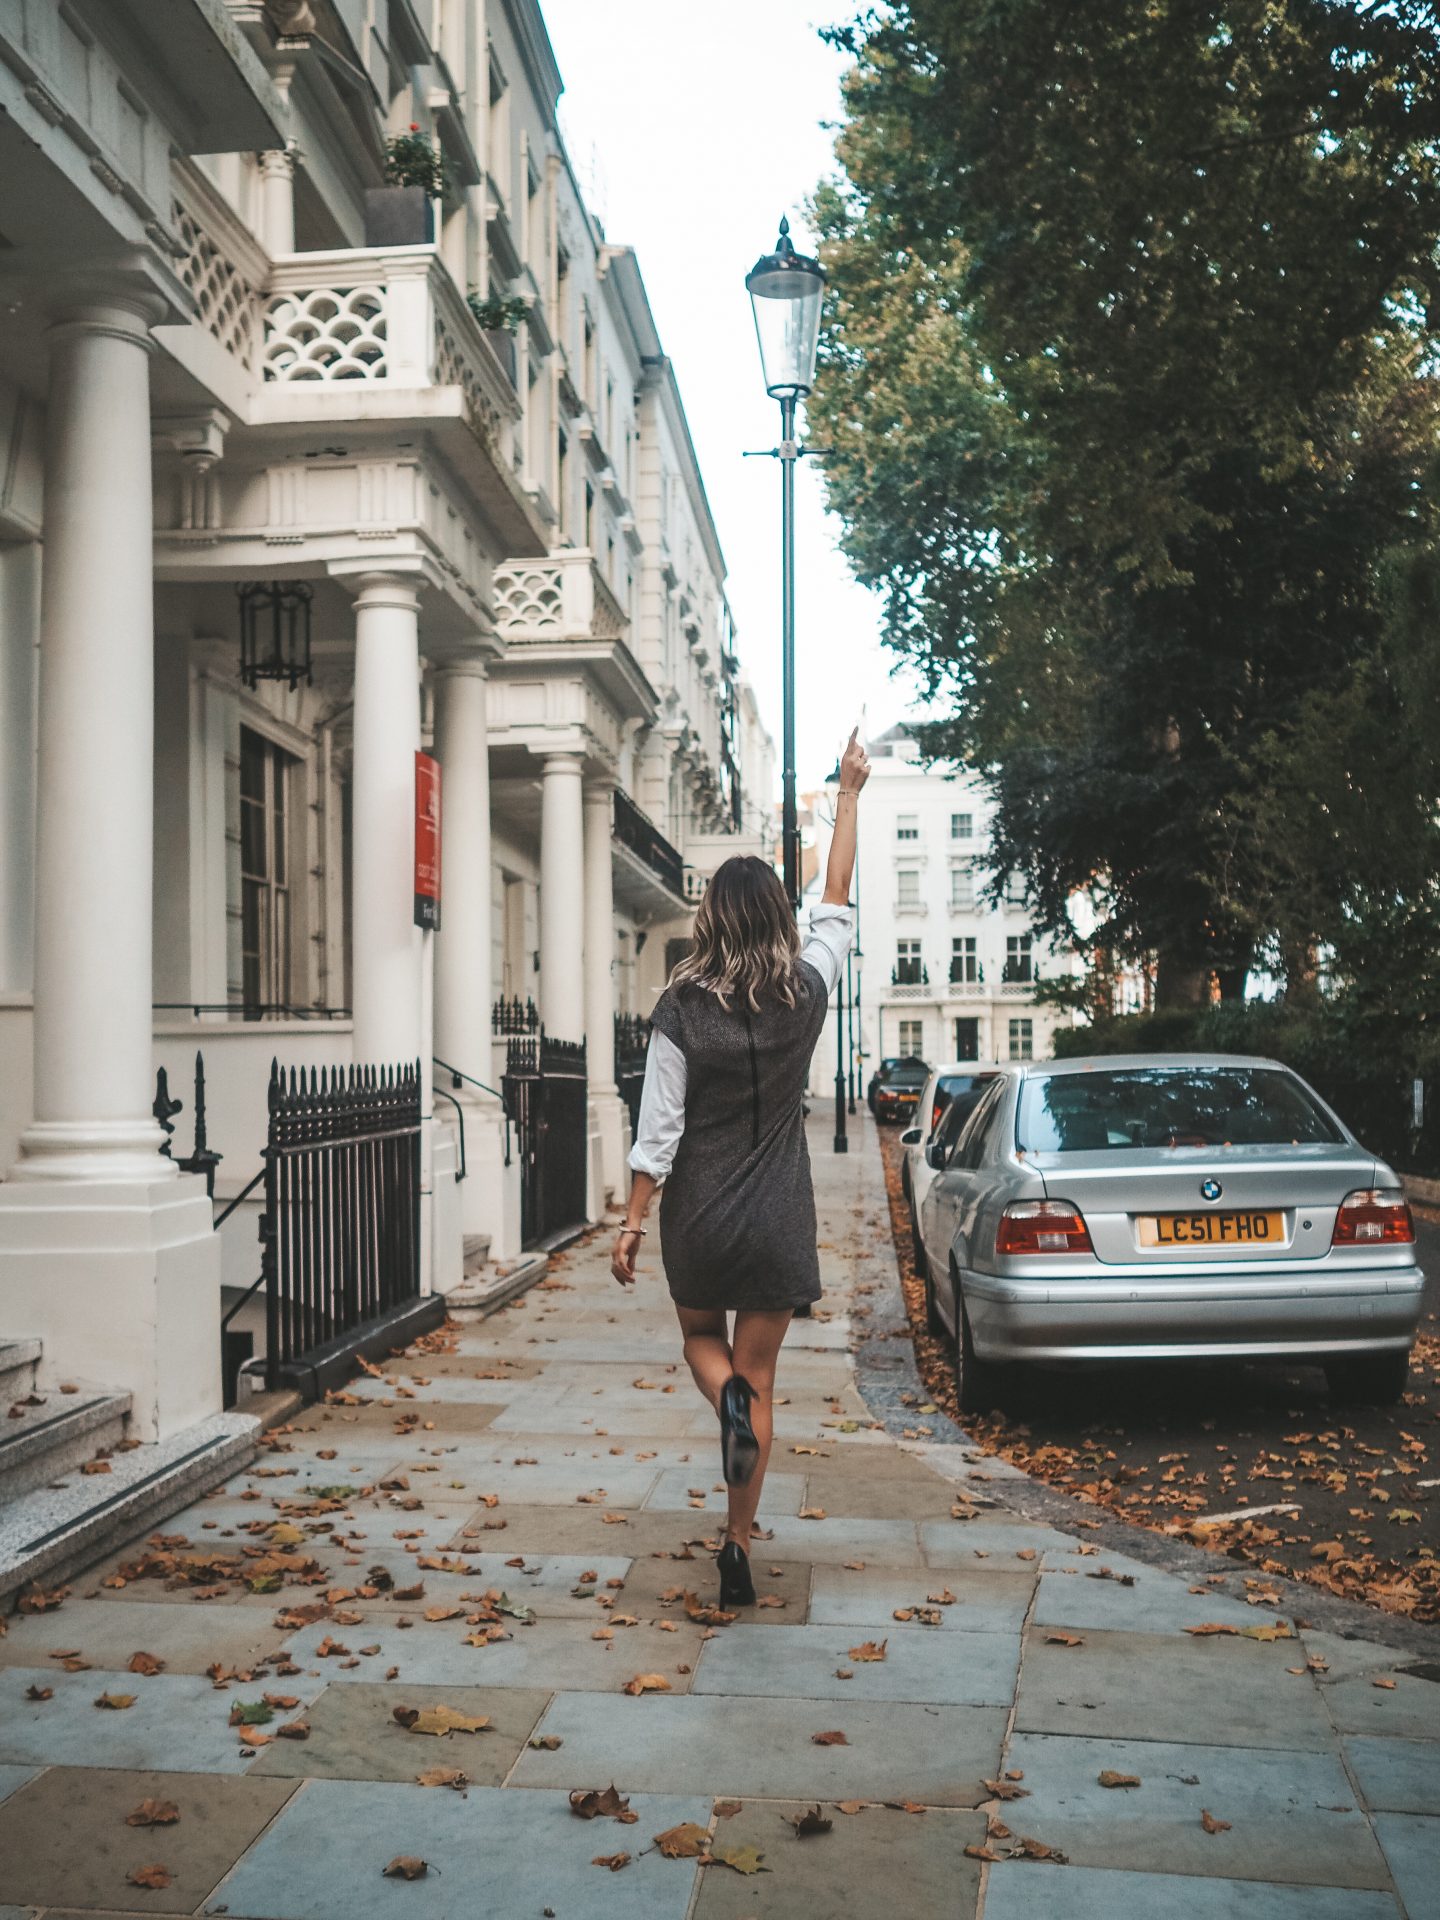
[1050,1004,1437,1174]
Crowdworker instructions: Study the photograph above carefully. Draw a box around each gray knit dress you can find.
[646,959,833,1312]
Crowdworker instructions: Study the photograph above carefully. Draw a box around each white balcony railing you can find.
[494,549,628,642]
[259,246,522,465]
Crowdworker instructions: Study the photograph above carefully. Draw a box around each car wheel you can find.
[900,1160,911,1203]
[1324,1350,1410,1406]
[953,1272,1010,1416]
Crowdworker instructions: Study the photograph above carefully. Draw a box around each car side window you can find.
[949,1080,1005,1170]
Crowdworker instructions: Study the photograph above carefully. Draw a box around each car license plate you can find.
[1138,1211,1285,1247]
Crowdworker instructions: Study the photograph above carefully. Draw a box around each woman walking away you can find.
[612,728,871,1608]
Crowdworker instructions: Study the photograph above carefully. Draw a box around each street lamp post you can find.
[745,216,825,915]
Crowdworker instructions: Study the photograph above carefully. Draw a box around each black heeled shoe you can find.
[719,1374,759,1487]
[717,1539,756,1609]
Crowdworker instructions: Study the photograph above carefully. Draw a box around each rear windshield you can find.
[889,1065,929,1087]
[1017,1066,1344,1153]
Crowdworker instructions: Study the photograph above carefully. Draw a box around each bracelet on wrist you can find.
[620,1223,646,1236]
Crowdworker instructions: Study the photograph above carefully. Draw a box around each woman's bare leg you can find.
[725,1308,793,1549]
[675,1305,732,1413]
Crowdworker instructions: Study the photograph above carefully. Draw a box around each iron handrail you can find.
[213,1165,265,1230]
[433,1056,511,1167]
[432,1082,467,1182]
[434,1054,504,1100]
[216,1166,268,1350]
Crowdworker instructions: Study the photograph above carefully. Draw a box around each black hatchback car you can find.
[871,1056,930,1124]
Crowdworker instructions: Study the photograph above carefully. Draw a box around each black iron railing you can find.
[153,1053,224,1197]
[612,788,686,900]
[153,1002,351,1022]
[892,962,930,986]
[503,1031,588,1249]
[261,1060,422,1389]
[492,995,539,1035]
[615,1013,650,1136]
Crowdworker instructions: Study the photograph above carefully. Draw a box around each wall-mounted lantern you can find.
[238,582,313,691]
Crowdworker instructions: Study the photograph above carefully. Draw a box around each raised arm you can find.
[822,726,871,906]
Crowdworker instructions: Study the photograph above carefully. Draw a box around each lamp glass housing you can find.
[746,221,825,398]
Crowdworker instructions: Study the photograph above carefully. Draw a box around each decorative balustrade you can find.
[258,247,521,464]
[171,163,268,373]
[494,549,629,643]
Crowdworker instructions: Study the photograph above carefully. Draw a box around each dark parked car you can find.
[867,1056,926,1115]
[872,1057,930,1125]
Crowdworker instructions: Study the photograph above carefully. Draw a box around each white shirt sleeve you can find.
[627,1028,687,1180]
[799,902,855,996]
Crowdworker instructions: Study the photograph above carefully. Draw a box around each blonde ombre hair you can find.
[669,855,800,1012]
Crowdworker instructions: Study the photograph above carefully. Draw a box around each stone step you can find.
[0,1409,258,1601]
[445,1248,550,1314]
[0,1389,131,1502]
[0,1338,43,1404]
[462,1232,493,1276]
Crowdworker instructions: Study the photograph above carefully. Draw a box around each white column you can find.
[350,574,423,1066]
[583,776,627,1206]
[17,294,170,1181]
[258,150,295,256]
[583,779,618,1096]
[538,752,585,1041]
[430,659,519,1258]
[0,290,223,1441]
[432,660,493,1078]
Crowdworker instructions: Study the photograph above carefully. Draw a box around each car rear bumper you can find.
[963,1267,1426,1363]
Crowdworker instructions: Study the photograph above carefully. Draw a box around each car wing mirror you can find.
[925,1140,948,1169]
[901,1127,921,1146]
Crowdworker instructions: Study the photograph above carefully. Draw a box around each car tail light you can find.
[996,1200,1093,1256]
[1331,1189,1414,1246]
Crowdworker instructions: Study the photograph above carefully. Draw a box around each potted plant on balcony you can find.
[365,125,447,246]
[465,291,529,380]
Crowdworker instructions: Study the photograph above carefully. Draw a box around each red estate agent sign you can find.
[414,749,441,930]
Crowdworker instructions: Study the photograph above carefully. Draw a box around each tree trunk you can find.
[1155,957,1209,1009]
[1281,940,1321,1008]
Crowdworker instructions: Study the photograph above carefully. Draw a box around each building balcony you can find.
[612,787,688,917]
[492,550,652,717]
[250,244,543,554]
[894,899,928,918]
[495,549,628,643]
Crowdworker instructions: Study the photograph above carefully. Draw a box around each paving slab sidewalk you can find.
[0,1111,1434,1918]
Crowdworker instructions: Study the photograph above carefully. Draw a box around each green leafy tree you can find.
[811,1,1440,1002]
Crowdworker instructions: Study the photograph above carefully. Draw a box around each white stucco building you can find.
[0,0,773,1529]
[806,724,1081,1095]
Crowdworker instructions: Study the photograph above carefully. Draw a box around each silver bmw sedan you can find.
[916,1053,1425,1413]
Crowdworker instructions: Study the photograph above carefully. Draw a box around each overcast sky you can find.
[537,0,927,791]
